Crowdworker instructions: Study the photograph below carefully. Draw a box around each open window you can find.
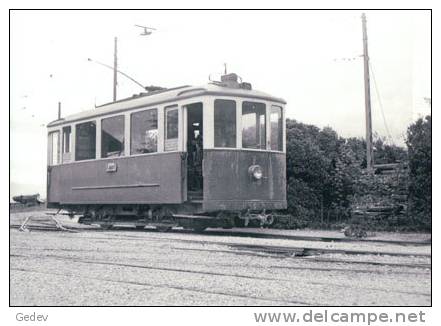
[48,131,60,165]
[242,101,266,150]
[101,115,125,158]
[75,121,96,161]
[214,99,236,148]
[131,109,158,154]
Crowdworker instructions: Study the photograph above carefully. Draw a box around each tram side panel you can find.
[203,149,286,212]
[47,152,185,206]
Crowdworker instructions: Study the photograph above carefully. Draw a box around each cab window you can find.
[242,101,266,149]
[214,99,236,148]
[101,115,125,158]
[48,131,60,165]
[62,126,71,154]
[75,121,96,161]
[131,109,158,154]
[61,126,72,163]
[270,105,283,151]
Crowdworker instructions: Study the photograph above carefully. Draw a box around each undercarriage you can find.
[62,204,275,231]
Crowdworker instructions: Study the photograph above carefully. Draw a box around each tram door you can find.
[185,103,203,201]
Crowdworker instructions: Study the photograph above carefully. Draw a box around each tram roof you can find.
[47,83,286,127]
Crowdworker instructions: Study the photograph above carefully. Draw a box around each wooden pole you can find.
[362,13,374,170]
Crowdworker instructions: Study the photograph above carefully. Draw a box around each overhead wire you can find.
[369,61,396,146]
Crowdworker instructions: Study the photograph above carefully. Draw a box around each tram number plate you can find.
[106,162,117,172]
[165,139,178,151]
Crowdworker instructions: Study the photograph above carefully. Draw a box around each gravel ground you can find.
[10,214,431,306]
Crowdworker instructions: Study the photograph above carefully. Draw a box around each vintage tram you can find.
[46,73,286,230]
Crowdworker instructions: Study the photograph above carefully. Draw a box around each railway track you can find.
[171,247,431,270]
[11,236,432,274]
[10,226,431,305]
[9,222,431,248]
[11,253,430,298]
[227,243,431,258]
[80,232,430,258]
[11,266,308,305]
[199,229,431,246]
[11,225,430,258]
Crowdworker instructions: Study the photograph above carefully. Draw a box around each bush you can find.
[406,115,432,229]
[284,120,359,226]
[279,117,430,232]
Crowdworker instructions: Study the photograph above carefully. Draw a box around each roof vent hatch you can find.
[213,73,252,90]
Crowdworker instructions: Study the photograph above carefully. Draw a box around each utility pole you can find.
[92,27,155,102]
[113,37,118,102]
[362,13,374,171]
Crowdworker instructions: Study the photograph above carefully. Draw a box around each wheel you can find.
[217,212,234,229]
[265,214,275,227]
[100,223,113,230]
[135,225,145,230]
[156,225,172,232]
[97,213,115,230]
[234,216,246,227]
[78,213,92,225]
[192,226,207,232]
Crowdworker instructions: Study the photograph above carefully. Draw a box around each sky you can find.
[10,10,431,198]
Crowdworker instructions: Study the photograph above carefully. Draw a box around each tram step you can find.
[172,214,212,220]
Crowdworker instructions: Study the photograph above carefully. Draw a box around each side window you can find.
[75,121,96,161]
[165,105,179,151]
[242,101,266,149]
[61,126,72,163]
[48,131,60,165]
[62,126,71,154]
[270,106,283,151]
[214,99,236,148]
[101,115,125,158]
[131,109,158,154]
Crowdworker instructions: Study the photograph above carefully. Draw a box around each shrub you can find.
[406,115,432,229]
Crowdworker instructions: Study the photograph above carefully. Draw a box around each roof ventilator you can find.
[212,73,252,90]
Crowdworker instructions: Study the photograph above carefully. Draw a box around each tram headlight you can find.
[248,165,263,180]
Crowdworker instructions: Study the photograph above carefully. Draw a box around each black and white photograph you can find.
[8,7,432,320]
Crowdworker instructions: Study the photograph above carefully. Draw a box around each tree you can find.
[406,115,432,229]
[373,137,407,164]
[346,137,367,168]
